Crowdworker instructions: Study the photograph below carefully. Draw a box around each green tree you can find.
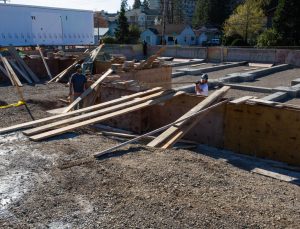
[128,25,141,44]
[193,0,232,27]
[223,0,265,44]
[273,0,300,45]
[256,28,281,46]
[115,0,129,43]
[133,0,142,9]
[143,0,150,9]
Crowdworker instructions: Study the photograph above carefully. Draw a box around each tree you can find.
[128,25,141,44]
[223,0,265,44]
[115,0,129,43]
[133,0,142,9]
[143,0,150,10]
[256,28,281,47]
[273,0,300,45]
[193,0,232,27]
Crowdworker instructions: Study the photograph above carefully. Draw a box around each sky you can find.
[9,0,135,13]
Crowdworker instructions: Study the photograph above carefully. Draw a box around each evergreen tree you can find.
[133,0,142,9]
[193,0,232,27]
[273,0,300,45]
[115,0,129,43]
[143,0,150,9]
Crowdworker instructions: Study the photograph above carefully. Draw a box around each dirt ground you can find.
[0,82,299,228]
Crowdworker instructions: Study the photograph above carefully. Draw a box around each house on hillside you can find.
[140,25,197,46]
[94,11,118,37]
[126,7,160,31]
[140,28,160,45]
[194,26,221,46]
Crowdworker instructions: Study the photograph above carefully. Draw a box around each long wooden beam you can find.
[9,60,33,84]
[0,87,163,134]
[37,45,52,79]
[1,56,23,87]
[94,100,228,158]
[29,91,184,141]
[8,46,40,83]
[147,86,230,148]
[62,68,113,113]
[23,90,173,136]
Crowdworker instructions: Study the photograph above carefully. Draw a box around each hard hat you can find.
[201,73,208,80]
[75,64,81,70]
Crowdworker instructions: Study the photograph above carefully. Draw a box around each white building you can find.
[0,3,94,46]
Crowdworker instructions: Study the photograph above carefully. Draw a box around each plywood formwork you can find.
[223,103,300,165]
[97,87,300,165]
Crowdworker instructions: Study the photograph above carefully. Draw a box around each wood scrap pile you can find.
[0,87,184,142]
[0,46,40,84]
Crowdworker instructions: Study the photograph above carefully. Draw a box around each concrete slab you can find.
[176,62,248,75]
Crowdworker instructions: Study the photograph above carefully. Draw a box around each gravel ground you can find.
[240,68,300,88]
[0,82,299,228]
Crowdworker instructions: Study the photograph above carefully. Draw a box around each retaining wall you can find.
[101,45,300,66]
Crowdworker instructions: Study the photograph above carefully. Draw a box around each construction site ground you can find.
[0,79,300,228]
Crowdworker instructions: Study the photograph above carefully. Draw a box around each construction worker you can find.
[195,73,209,96]
[69,64,87,110]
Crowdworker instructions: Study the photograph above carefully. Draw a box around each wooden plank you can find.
[24,90,173,136]
[0,62,14,85]
[94,100,227,158]
[1,56,23,87]
[47,49,89,83]
[63,68,113,113]
[8,46,40,83]
[0,87,163,134]
[90,44,104,62]
[247,98,276,106]
[230,96,255,104]
[136,46,167,70]
[251,168,299,183]
[100,131,198,144]
[9,60,33,84]
[29,91,184,141]
[147,86,230,148]
[37,45,52,79]
[160,99,228,149]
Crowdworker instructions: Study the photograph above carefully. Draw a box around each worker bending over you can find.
[69,64,87,109]
[195,74,209,96]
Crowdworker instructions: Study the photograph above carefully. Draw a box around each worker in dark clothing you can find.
[69,64,87,110]
[143,40,148,58]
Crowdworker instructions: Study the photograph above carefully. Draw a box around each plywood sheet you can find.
[224,103,300,165]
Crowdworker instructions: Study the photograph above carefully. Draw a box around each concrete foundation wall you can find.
[101,45,300,66]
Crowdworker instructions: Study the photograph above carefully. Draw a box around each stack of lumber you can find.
[0,87,184,141]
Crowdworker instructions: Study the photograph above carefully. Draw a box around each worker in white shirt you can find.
[195,73,209,96]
